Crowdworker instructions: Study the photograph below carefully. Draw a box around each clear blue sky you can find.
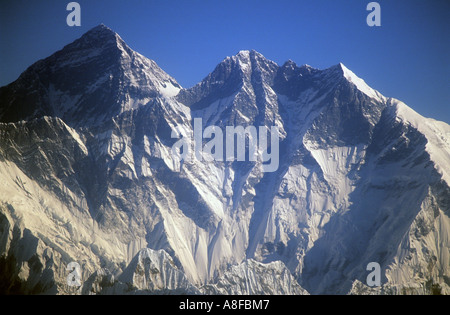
[1,0,449,123]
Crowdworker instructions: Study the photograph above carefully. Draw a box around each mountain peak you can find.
[176,49,279,110]
[235,49,264,58]
[227,50,279,85]
[335,62,385,101]
[86,23,114,34]
[198,49,279,85]
[84,24,119,41]
[283,59,297,67]
[236,49,251,58]
[67,24,126,53]
[232,49,274,66]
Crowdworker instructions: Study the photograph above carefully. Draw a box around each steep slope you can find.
[300,99,450,294]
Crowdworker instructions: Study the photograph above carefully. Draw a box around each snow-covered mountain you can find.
[0,25,449,295]
[0,24,181,128]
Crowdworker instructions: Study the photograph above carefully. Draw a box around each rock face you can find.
[201,259,309,295]
[0,25,449,295]
[81,248,200,295]
[79,248,304,295]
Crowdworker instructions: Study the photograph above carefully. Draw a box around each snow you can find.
[394,99,450,185]
[340,63,386,103]
[159,81,181,98]
[192,93,238,125]
[308,145,366,196]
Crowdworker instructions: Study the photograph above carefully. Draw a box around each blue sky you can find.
[1,0,449,123]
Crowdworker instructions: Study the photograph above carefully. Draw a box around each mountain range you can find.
[0,24,449,295]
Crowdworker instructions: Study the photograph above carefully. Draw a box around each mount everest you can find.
[0,24,449,295]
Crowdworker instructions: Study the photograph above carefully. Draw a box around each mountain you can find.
[0,25,449,295]
[0,24,181,128]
